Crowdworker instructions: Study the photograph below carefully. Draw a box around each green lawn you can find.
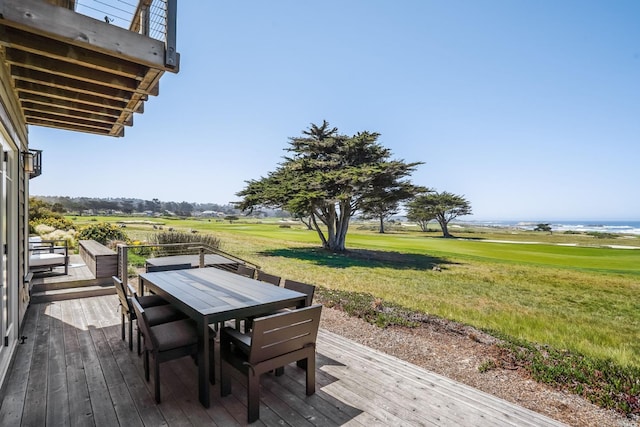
[71,216,640,367]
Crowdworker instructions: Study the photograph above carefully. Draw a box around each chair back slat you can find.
[236,264,256,279]
[113,276,132,313]
[131,298,155,350]
[283,279,315,307]
[248,305,322,364]
[127,283,138,298]
[256,270,281,286]
[146,263,192,273]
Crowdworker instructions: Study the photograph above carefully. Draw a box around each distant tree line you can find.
[32,196,242,217]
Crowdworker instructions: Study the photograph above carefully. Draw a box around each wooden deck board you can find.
[22,303,49,427]
[46,302,70,426]
[0,295,568,426]
[61,298,94,427]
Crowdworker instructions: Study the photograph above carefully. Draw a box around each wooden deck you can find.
[0,295,567,426]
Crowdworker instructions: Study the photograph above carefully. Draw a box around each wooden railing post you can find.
[165,0,178,68]
[199,247,205,268]
[117,244,129,289]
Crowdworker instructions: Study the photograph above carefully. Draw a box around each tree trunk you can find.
[334,200,352,251]
[312,201,352,252]
[378,215,385,233]
[311,214,328,248]
[300,215,313,230]
[437,216,452,238]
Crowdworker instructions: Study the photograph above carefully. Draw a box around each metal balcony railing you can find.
[73,0,177,68]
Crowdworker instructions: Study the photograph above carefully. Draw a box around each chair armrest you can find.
[221,327,251,354]
[29,239,68,255]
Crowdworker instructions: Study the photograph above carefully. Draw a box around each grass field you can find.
[71,216,640,368]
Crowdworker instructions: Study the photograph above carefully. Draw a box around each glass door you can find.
[0,140,14,353]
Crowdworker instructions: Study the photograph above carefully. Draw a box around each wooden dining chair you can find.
[256,270,281,286]
[283,279,316,307]
[132,298,203,403]
[220,305,322,423]
[113,276,185,353]
[236,264,256,279]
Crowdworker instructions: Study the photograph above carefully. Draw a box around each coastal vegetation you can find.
[236,121,425,251]
[42,213,640,415]
[406,191,473,237]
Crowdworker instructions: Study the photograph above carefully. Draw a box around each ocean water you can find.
[459,220,640,235]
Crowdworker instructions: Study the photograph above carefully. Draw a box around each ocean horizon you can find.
[457,219,640,235]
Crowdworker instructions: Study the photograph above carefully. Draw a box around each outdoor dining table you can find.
[145,253,238,269]
[138,267,307,408]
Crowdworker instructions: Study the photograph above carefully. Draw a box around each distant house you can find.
[0,0,179,386]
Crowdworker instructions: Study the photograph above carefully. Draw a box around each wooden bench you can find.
[79,240,118,278]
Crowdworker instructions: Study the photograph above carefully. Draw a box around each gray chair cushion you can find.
[144,304,186,326]
[151,319,198,351]
[138,294,168,308]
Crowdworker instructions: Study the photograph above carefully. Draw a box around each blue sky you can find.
[30,1,640,220]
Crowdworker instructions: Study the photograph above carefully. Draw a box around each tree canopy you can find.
[534,223,552,233]
[406,191,472,238]
[236,121,423,251]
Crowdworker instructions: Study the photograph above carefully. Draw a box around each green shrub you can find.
[315,287,418,328]
[77,223,127,246]
[29,216,74,233]
[503,342,640,416]
[587,232,618,239]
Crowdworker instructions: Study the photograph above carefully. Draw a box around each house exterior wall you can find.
[0,51,29,387]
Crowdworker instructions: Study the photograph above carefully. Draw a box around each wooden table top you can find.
[139,267,306,323]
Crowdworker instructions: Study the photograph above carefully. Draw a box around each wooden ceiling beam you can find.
[15,80,128,110]
[20,92,122,118]
[24,110,114,131]
[0,27,146,80]
[11,66,135,101]
[26,117,120,136]
[22,102,125,126]
[4,48,145,93]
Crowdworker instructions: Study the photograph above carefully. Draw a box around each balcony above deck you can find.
[0,0,179,137]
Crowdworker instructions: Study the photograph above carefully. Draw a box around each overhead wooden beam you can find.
[11,66,135,101]
[27,117,120,136]
[20,92,122,118]
[22,102,121,125]
[0,27,147,80]
[15,80,128,110]
[24,111,113,131]
[4,49,144,93]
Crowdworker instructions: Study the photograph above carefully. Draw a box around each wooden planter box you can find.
[79,240,118,278]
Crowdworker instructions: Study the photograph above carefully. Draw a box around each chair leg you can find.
[247,374,260,423]
[128,317,133,351]
[121,312,125,341]
[137,327,142,355]
[154,356,161,403]
[306,356,316,396]
[144,350,150,381]
[220,361,231,396]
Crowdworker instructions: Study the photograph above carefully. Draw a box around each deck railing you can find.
[73,0,178,68]
[116,242,259,289]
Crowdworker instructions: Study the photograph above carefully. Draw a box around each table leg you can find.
[139,277,146,296]
[198,317,210,408]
